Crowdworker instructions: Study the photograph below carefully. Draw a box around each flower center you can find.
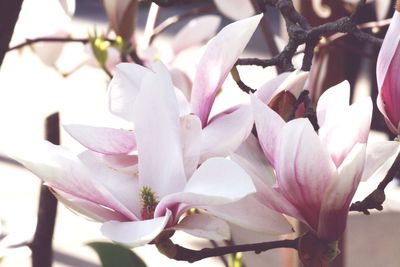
[140,186,159,220]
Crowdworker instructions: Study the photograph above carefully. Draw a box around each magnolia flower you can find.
[7,62,290,247]
[376,9,400,135]
[247,80,372,241]
[88,15,263,165]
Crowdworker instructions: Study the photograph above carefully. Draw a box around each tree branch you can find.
[156,238,299,263]
[350,149,400,214]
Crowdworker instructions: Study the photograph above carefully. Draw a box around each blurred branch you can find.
[156,238,299,263]
[350,149,400,214]
[30,113,60,267]
[149,3,216,44]
[0,0,24,68]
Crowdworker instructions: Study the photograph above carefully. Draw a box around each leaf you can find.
[87,241,147,267]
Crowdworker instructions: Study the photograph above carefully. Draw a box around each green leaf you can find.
[87,241,147,267]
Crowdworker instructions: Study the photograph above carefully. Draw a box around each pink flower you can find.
[376,10,400,135]
[249,80,372,241]
[7,62,290,247]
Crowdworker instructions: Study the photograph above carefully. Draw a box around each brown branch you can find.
[236,0,382,72]
[350,150,400,214]
[156,238,299,263]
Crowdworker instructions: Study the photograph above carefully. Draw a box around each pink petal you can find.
[180,114,202,178]
[172,213,230,241]
[101,210,172,247]
[251,94,285,165]
[78,150,141,217]
[276,119,336,230]
[133,62,186,197]
[7,141,138,220]
[316,80,350,128]
[200,105,253,162]
[231,133,276,189]
[377,11,400,133]
[318,144,366,240]
[171,15,221,55]
[64,124,136,155]
[207,194,292,235]
[319,97,372,167]
[108,63,151,122]
[53,189,128,222]
[191,14,263,126]
[214,0,255,20]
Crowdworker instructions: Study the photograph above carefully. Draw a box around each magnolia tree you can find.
[0,0,400,267]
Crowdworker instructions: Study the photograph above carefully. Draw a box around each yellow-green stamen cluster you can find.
[140,186,159,220]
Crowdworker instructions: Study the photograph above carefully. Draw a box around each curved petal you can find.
[133,62,186,197]
[319,97,372,167]
[231,133,276,188]
[255,72,290,103]
[318,144,366,240]
[277,119,336,230]
[53,189,128,222]
[155,157,256,216]
[180,114,202,178]
[376,11,400,133]
[78,150,141,217]
[214,0,255,20]
[6,141,138,220]
[316,80,350,128]
[251,94,285,165]
[170,68,192,103]
[207,194,292,235]
[200,105,253,162]
[64,124,136,155]
[273,69,308,99]
[361,141,400,181]
[191,14,263,126]
[172,213,230,241]
[108,63,151,122]
[171,15,221,55]
[101,210,172,247]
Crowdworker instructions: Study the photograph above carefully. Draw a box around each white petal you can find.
[108,63,151,122]
[64,124,136,155]
[133,62,186,197]
[172,213,230,241]
[207,194,292,235]
[255,72,290,103]
[362,141,400,181]
[200,105,253,162]
[101,210,172,247]
[316,80,350,128]
[180,114,202,178]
